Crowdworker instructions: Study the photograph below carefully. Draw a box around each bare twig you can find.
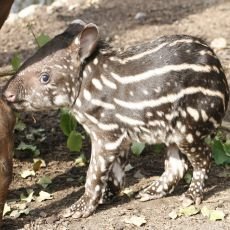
[27,23,41,48]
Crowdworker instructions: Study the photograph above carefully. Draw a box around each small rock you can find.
[46,215,58,224]
[124,163,134,172]
[6,13,19,24]
[133,170,144,179]
[210,37,227,49]
[18,5,41,18]
[113,222,126,230]
[40,211,47,218]
[134,12,147,22]
[50,0,68,8]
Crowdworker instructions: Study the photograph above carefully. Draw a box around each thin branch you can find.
[27,23,41,48]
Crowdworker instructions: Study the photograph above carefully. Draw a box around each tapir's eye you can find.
[40,73,50,84]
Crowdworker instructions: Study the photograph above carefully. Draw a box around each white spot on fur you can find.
[104,132,127,150]
[156,111,164,117]
[129,91,134,96]
[100,74,117,89]
[83,89,92,101]
[143,89,149,95]
[187,107,199,121]
[201,109,209,121]
[92,78,103,90]
[112,161,125,184]
[146,112,153,117]
[93,58,99,65]
[186,133,194,143]
[76,98,82,107]
[54,95,69,106]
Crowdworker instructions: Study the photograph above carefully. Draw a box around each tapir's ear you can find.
[75,23,99,62]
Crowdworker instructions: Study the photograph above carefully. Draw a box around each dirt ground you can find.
[0,0,230,229]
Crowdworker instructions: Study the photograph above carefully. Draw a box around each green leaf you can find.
[211,139,230,165]
[223,143,230,157]
[209,210,225,221]
[67,130,82,152]
[179,205,200,217]
[36,33,51,47]
[14,119,26,131]
[37,176,52,189]
[152,143,165,154]
[201,206,225,221]
[60,109,77,136]
[11,54,21,71]
[131,142,145,156]
[184,172,192,184]
[16,142,40,157]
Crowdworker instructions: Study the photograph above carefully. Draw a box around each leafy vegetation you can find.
[60,109,83,153]
[11,54,22,71]
[206,131,230,165]
[169,205,226,221]
[131,142,145,156]
[36,33,51,47]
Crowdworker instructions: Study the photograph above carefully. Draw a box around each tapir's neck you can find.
[71,45,125,124]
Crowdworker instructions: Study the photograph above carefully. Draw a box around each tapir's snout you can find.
[3,89,16,103]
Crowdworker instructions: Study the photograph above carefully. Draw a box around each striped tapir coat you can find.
[4,19,229,218]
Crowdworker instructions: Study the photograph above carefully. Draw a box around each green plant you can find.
[11,54,22,71]
[209,132,230,165]
[27,23,50,48]
[131,142,145,156]
[60,109,83,152]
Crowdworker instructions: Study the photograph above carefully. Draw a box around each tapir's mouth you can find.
[6,100,27,111]
[5,99,37,112]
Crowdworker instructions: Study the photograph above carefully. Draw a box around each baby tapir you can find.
[3,19,229,218]
[0,100,15,223]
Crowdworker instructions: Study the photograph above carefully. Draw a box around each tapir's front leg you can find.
[66,132,129,218]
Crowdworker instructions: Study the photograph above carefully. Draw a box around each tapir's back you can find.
[109,35,228,101]
[102,35,229,134]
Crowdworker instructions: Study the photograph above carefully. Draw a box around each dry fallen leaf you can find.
[36,191,53,202]
[168,210,178,219]
[20,189,35,203]
[33,158,46,171]
[121,187,135,198]
[37,176,52,188]
[21,170,36,179]
[125,215,147,227]
[3,202,11,216]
